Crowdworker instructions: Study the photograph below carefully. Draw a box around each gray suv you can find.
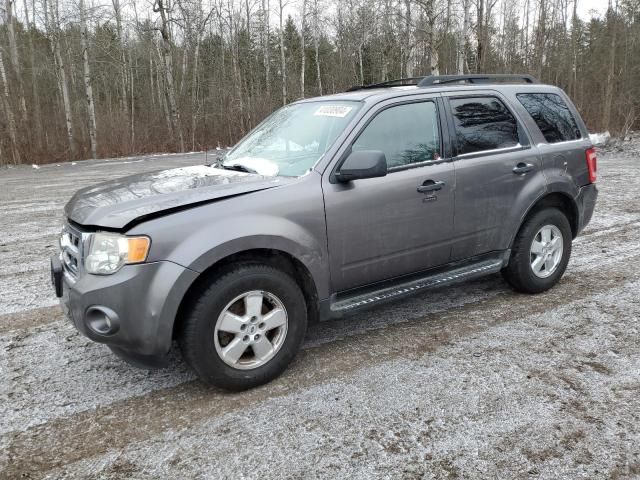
[51,74,598,390]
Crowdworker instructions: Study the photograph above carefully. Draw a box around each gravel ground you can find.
[1,145,639,479]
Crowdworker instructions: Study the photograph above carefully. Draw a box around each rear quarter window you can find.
[517,93,581,143]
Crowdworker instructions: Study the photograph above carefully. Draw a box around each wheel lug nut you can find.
[258,322,265,329]
[240,324,246,331]
[254,334,260,341]
[250,316,258,323]
[243,335,249,342]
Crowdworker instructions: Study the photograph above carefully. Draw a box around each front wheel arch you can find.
[173,248,319,341]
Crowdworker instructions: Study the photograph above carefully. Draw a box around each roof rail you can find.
[418,74,538,86]
[346,77,426,92]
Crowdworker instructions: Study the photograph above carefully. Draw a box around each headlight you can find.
[85,233,151,275]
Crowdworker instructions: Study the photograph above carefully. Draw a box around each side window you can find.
[449,96,520,156]
[352,101,440,169]
[517,93,581,143]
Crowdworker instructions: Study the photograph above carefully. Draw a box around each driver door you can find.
[322,96,455,292]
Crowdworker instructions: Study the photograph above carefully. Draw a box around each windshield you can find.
[223,101,361,177]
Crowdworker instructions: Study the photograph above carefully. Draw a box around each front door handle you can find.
[417,180,445,193]
[513,163,534,175]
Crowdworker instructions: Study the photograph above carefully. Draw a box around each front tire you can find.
[502,208,572,293]
[179,263,308,390]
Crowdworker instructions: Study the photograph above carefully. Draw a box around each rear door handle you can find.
[513,163,534,175]
[417,180,445,193]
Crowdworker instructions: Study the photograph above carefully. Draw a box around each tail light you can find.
[586,147,597,183]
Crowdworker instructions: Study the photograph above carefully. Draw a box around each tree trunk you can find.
[262,0,271,99]
[426,0,439,75]
[54,41,76,159]
[155,0,185,152]
[80,0,98,159]
[477,0,484,72]
[130,51,136,150]
[0,50,20,164]
[4,0,27,122]
[300,0,306,98]
[191,36,200,151]
[23,0,43,149]
[358,43,364,85]
[228,8,246,134]
[313,0,322,95]
[536,0,547,79]
[112,0,128,118]
[47,0,75,159]
[603,0,617,130]
[156,42,172,134]
[570,0,579,99]
[405,0,413,77]
[149,56,156,109]
[458,0,470,74]
[279,0,287,105]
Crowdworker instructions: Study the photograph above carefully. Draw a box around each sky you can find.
[576,0,608,19]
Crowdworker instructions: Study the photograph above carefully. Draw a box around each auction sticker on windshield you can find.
[314,105,353,118]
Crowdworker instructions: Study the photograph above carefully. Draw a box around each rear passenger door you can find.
[444,92,546,260]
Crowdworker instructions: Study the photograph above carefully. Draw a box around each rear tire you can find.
[502,208,572,294]
[179,263,307,390]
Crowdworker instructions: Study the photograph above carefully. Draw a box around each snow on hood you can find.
[64,165,291,229]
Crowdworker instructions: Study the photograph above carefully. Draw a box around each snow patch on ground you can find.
[589,131,610,146]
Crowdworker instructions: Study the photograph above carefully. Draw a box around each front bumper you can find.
[52,257,198,360]
[576,183,598,235]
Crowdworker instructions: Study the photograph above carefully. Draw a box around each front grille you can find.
[60,223,85,280]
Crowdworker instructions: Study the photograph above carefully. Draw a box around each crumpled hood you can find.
[65,165,291,229]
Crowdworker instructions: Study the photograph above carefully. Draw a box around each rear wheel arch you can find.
[513,192,579,245]
[173,248,319,341]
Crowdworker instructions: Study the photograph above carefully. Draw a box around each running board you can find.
[329,255,506,316]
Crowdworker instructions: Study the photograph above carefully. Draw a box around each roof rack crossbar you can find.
[418,74,538,86]
[346,76,426,92]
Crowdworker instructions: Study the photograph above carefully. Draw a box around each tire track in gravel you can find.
[42,279,640,480]
[0,307,66,334]
[3,250,639,479]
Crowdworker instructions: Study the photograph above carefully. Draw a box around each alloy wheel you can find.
[530,224,564,279]
[213,290,288,370]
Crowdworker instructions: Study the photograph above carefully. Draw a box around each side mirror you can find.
[335,150,388,182]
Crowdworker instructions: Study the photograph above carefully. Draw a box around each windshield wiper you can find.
[218,164,258,174]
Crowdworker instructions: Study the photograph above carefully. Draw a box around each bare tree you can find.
[154,0,185,151]
[262,0,271,98]
[0,49,19,163]
[80,0,98,158]
[112,0,129,125]
[46,0,76,159]
[300,0,307,97]
[278,0,288,105]
[22,0,43,148]
[477,0,484,72]
[4,0,27,121]
[602,0,618,130]
[404,0,414,77]
[458,0,471,74]
[312,0,322,94]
